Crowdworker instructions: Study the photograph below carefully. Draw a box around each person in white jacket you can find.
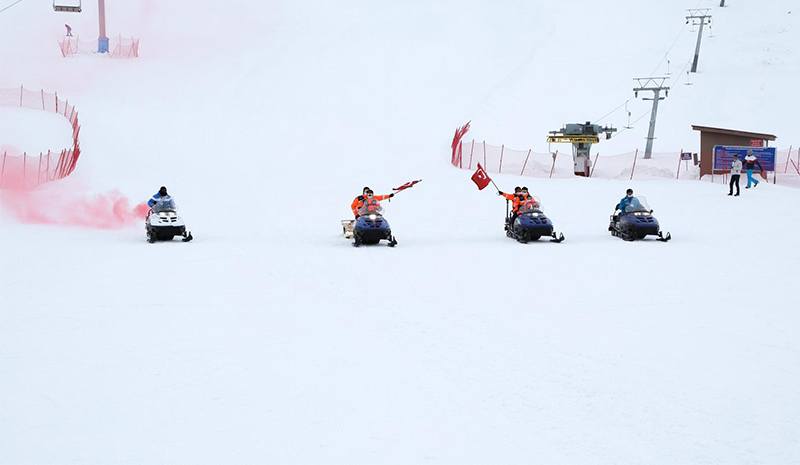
[729,154,742,196]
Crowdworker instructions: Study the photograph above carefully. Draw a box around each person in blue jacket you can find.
[148,186,168,208]
[616,188,641,214]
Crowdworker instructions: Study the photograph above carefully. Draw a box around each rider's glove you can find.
[497,191,503,196]
[389,193,394,197]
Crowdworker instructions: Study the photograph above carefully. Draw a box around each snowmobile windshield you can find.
[358,199,384,217]
[518,197,542,214]
[623,196,651,214]
[153,196,177,213]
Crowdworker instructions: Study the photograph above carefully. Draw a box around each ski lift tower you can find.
[547,122,616,177]
[53,0,109,53]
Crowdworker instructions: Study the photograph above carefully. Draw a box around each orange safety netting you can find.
[1,86,81,190]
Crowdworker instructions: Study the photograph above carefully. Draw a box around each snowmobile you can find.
[505,197,565,243]
[145,195,193,243]
[351,198,397,247]
[608,196,670,242]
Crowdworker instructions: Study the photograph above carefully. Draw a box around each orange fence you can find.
[451,122,799,186]
[0,86,81,190]
[58,35,139,58]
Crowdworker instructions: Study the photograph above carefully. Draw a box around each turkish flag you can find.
[471,163,491,190]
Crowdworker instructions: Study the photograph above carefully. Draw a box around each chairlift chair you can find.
[53,0,81,13]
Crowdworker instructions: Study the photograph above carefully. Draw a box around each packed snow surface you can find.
[1,1,798,464]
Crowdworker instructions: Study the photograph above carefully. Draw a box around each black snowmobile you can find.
[505,197,565,243]
[146,196,193,243]
[609,196,670,242]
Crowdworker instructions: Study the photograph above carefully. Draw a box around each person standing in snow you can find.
[148,186,169,208]
[351,187,393,218]
[728,154,742,196]
[743,150,764,188]
[65,24,73,37]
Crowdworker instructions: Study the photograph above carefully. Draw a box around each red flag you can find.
[471,163,491,190]
[393,179,422,192]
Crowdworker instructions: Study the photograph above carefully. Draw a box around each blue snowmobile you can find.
[505,197,565,243]
[609,196,670,242]
[352,198,397,247]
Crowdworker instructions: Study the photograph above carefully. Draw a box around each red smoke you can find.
[0,188,149,229]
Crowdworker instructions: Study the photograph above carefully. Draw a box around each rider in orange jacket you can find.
[498,186,524,212]
[351,187,394,218]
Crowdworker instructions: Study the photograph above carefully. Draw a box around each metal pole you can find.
[499,145,505,173]
[644,89,661,159]
[98,0,109,53]
[691,20,704,72]
[630,149,638,180]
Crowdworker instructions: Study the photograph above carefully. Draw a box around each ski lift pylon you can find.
[53,0,81,13]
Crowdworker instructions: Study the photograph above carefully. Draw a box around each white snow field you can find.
[1,1,799,464]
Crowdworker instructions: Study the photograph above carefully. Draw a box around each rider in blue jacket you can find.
[148,186,168,208]
[617,188,636,214]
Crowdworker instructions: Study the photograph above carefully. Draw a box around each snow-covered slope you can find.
[1,1,799,464]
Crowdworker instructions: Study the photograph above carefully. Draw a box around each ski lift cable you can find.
[609,110,652,138]
[596,18,689,125]
[0,0,25,14]
[594,98,634,124]
[647,22,689,78]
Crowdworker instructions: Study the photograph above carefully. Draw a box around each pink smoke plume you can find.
[0,188,149,229]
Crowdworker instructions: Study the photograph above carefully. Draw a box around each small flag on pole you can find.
[393,179,422,192]
[471,163,491,190]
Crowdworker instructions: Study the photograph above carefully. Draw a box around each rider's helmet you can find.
[514,186,521,193]
[363,186,370,194]
[159,186,168,196]
[521,186,529,194]
[365,189,374,198]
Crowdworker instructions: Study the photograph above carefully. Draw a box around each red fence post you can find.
[630,149,638,180]
[0,151,6,188]
[38,151,43,186]
[55,92,58,114]
[41,89,45,109]
[549,150,558,178]
[520,149,531,176]
[19,85,23,106]
[468,140,474,169]
[785,145,793,173]
[499,145,505,173]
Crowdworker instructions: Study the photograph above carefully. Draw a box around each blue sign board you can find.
[680,152,693,161]
[713,146,775,172]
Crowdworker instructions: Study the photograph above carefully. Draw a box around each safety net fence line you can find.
[450,123,799,186]
[0,86,81,190]
[453,139,699,181]
[58,35,139,58]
